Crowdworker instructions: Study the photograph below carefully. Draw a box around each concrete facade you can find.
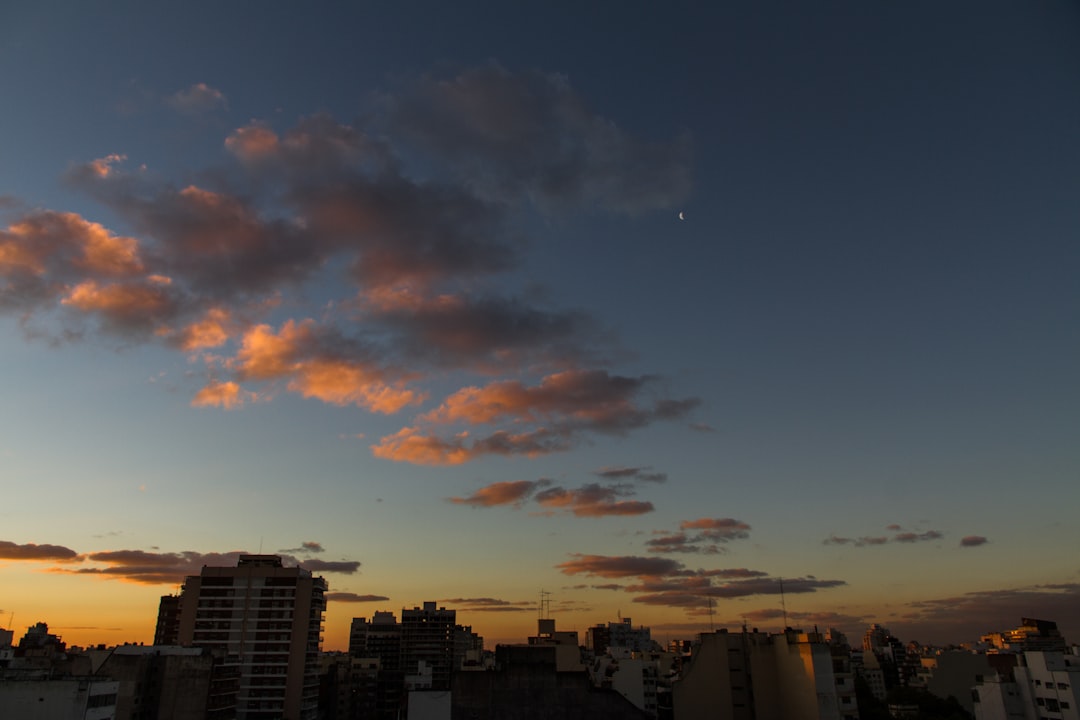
[673,629,846,720]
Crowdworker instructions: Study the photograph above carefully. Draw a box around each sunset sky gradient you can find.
[2,1,1079,650]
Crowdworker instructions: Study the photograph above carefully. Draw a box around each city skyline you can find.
[2,1,1079,651]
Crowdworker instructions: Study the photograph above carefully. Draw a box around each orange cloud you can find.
[371,426,570,465]
[288,359,422,413]
[176,307,232,351]
[191,381,250,410]
[61,279,173,322]
[233,321,305,379]
[371,427,473,465]
[679,517,752,542]
[533,483,654,518]
[0,238,44,274]
[225,124,280,160]
[424,370,635,424]
[88,154,126,178]
[230,320,421,413]
[448,480,543,507]
[1,211,144,277]
[556,554,684,578]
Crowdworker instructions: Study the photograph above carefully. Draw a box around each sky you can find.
[1,1,1079,652]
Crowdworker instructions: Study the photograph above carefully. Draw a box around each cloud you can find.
[4,65,697,467]
[646,533,724,555]
[191,381,252,410]
[533,483,654,517]
[631,576,847,609]
[299,559,361,574]
[647,518,751,554]
[681,518,751,542]
[375,371,698,465]
[823,527,946,547]
[280,541,325,554]
[231,320,424,413]
[894,530,943,543]
[380,63,692,214]
[896,583,1080,645]
[448,479,547,508]
[959,535,989,547]
[449,477,656,517]
[46,548,360,584]
[327,592,389,603]
[166,83,227,114]
[556,554,685,578]
[594,466,668,484]
[1,210,149,313]
[556,552,843,610]
[0,540,79,561]
[59,550,248,584]
[439,597,535,612]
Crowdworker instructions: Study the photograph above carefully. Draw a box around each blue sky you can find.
[1,1,1078,649]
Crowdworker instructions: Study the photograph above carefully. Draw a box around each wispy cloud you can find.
[897,583,1080,644]
[439,597,535,612]
[647,517,752,554]
[594,466,668,484]
[327,592,390,603]
[276,544,321,557]
[824,526,949,547]
[375,370,697,465]
[556,553,843,610]
[28,545,362,585]
[534,483,654,517]
[448,476,658,517]
[448,479,549,508]
[959,535,989,548]
[166,83,227,115]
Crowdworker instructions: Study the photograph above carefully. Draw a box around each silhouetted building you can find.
[155,594,182,646]
[452,644,652,720]
[176,554,327,720]
[401,602,455,691]
[95,645,216,720]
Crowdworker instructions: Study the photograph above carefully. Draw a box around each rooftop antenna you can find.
[707,597,715,632]
[779,577,789,629]
[539,589,551,620]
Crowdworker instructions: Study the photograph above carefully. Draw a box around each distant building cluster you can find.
[1,554,1078,719]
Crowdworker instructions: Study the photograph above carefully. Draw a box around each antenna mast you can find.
[779,577,789,629]
[539,589,551,620]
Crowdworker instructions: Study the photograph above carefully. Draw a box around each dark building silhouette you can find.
[401,602,456,690]
[452,644,652,720]
[176,554,326,720]
[95,645,216,720]
[155,594,182,646]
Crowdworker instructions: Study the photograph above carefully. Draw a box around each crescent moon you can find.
[678,212,685,220]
